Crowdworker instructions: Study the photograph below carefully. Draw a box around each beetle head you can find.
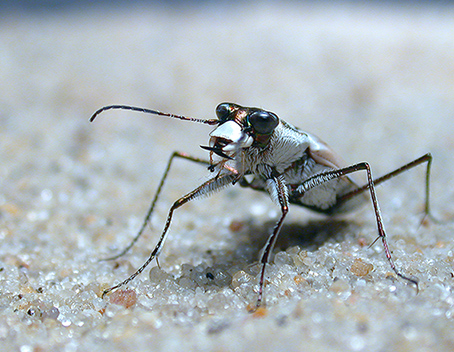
[201,102,279,159]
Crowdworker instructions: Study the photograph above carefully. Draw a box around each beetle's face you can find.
[202,102,279,159]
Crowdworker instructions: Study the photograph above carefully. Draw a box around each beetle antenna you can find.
[89,105,219,125]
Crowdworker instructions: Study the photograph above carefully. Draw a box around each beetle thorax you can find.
[240,122,311,178]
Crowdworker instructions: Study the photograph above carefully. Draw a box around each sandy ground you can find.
[1,2,454,351]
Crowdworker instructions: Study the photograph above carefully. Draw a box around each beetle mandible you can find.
[90,102,433,307]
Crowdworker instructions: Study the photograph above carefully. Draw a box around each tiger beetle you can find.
[90,102,434,308]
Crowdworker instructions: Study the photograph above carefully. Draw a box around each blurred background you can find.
[2,0,453,202]
[1,0,453,12]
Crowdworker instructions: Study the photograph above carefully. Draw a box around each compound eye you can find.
[215,103,232,122]
[249,110,279,134]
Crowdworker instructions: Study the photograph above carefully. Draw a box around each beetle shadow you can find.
[239,217,358,261]
[149,217,361,293]
[194,217,358,291]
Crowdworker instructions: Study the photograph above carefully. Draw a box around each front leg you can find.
[256,175,289,308]
[102,151,232,262]
[102,172,237,298]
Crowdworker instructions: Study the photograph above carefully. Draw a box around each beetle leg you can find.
[337,153,435,223]
[294,162,418,290]
[102,172,237,298]
[100,152,212,262]
[256,175,289,308]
